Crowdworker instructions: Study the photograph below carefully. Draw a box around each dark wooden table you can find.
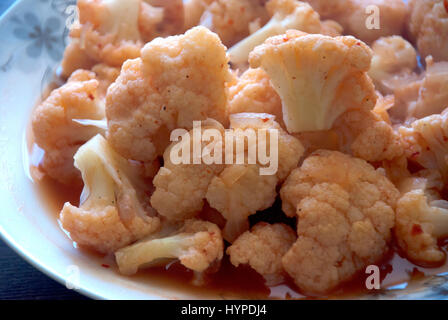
[0,0,88,300]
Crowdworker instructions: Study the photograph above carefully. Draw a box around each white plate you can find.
[1,0,447,300]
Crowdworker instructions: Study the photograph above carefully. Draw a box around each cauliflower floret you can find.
[407,0,448,61]
[399,109,448,181]
[343,0,407,44]
[306,0,407,44]
[150,120,226,221]
[228,0,322,66]
[372,92,394,124]
[293,105,403,163]
[115,219,223,275]
[60,40,96,78]
[225,113,304,182]
[106,26,231,162]
[206,164,278,242]
[60,135,160,254]
[91,63,120,99]
[206,113,304,242]
[184,0,214,30]
[32,70,105,185]
[199,0,270,48]
[68,0,144,67]
[228,68,283,128]
[388,74,424,122]
[227,222,296,285]
[368,36,418,94]
[151,113,303,241]
[334,108,403,162]
[407,57,448,119]
[396,175,448,266]
[65,0,184,68]
[280,150,399,294]
[249,30,376,133]
[320,19,344,37]
[304,0,347,19]
[144,0,185,37]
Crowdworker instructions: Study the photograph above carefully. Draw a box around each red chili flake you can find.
[88,93,94,100]
[101,264,110,268]
[411,151,420,157]
[444,136,448,142]
[411,224,423,236]
[262,118,269,122]
[444,0,448,13]
[228,19,234,25]
[283,35,289,42]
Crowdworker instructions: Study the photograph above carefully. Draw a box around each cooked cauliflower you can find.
[368,36,418,94]
[206,113,304,242]
[407,57,448,119]
[292,104,402,163]
[388,74,424,122]
[228,0,322,66]
[334,109,403,162]
[68,0,144,67]
[407,0,448,61]
[231,74,399,162]
[115,219,223,275]
[206,164,278,242]
[249,30,376,133]
[343,0,407,44]
[184,0,214,30]
[60,40,96,78]
[91,63,120,99]
[306,0,407,43]
[65,0,184,68]
[32,70,105,185]
[145,0,185,37]
[60,135,161,254]
[280,150,399,293]
[227,222,296,285]
[199,0,270,48]
[399,109,448,181]
[106,26,231,162]
[320,19,344,37]
[227,68,283,128]
[151,113,303,241]
[150,119,226,221]
[304,0,347,20]
[396,175,448,266]
[372,92,394,124]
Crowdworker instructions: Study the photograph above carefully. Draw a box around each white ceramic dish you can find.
[1,0,448,300]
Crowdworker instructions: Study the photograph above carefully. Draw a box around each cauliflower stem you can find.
[116,219,223,275]
[228,0,321,65]
[249,30,375,133]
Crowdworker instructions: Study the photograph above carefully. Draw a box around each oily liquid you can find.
[30,162,448,299]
